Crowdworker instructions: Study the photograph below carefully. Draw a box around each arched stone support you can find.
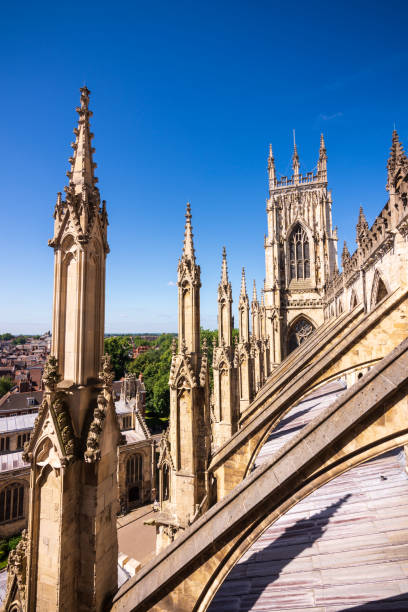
[111,336,408,611]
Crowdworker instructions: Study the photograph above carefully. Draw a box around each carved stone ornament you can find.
[99,353,114,390]
[84,392,107,463]
[52,391,76,462]
[4,529,29,607]
[42,355,61,390]
[163,524,178,541]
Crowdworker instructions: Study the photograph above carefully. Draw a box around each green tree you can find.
[104,336,132,380]
[127,334,174,430]
[0,534,22,570]
[0,333,13,341]
[0,377,13,398]
[12,335,27,345]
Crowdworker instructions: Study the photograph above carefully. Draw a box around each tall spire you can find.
[217,247,233,347]
[318,133,327,180]
[239,268,250,343]
[67,87,98,195]
[182,202,196,261]
[252,279,257,303]
[268,143,276,193]
[387,129,408,190]
[221,245,229,284]
[178,203,200,355]
[240,267,247,296]
[292,130,300,180]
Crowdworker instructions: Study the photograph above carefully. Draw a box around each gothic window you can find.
[126,454,143,484]
[17,433,29,450]
[122,416,132,430]
[0,484,24,523]
[371,271,388,308]
[0,437,10,452]
[350,290,358,310]
[289,224,310,281]
[288,318,315,354]
[163,463,170,501]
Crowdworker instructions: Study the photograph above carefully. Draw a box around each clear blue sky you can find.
[1,1,407,334]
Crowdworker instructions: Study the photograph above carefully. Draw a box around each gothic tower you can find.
[156,204,211,551]
[264,136,338,367]
[212,248,238,448]
[4,88,121,612]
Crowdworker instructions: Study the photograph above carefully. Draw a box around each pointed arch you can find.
[350,289,358,310]
[371,270,389,309]
[287,315,316,354]
[288,223,310,281]
[162,461,171,502]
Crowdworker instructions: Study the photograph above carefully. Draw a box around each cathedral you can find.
[3,88,408,611]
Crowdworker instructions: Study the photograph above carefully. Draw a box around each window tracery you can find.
[126,454,142,484]
[289,224,310,280]
[0,484,24,523]
[288,318,315,354]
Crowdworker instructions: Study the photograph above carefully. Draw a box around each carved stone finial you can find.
[99,354,114,390]
[171,337,178,355]
[240,267,247,296]
[221,246,229,285]
[252,279,257,303]
[356,206,369,243]
[342,240,351,267]
[387,129,408,186]
[182,202,195,261]
[180,339,188,356]
[42,355,61,391]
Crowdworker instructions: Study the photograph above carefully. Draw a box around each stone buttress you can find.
[3,88,121,612]
[154,204,211,552]
[212,248,239,448]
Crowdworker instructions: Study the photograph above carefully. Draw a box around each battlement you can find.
[325,167,408,302]
[273,170,324,189]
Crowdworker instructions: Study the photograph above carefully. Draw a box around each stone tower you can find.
[212,248,238,448]
[264,136,338,366]
[156,204,211,551]
[4,88,121,612]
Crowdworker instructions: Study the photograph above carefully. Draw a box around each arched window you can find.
[350,290,358,310]
[126,454,142,484]
[288,318,315,354]
[289,224,310,281]
[162,463,170,502]
[0,437,10,452]
[17,433,29,450]
[371,271,388,308]
[122,416,132,430]
[0,484,24,523]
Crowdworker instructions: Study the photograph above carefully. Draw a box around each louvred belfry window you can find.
[289,224,310,280]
